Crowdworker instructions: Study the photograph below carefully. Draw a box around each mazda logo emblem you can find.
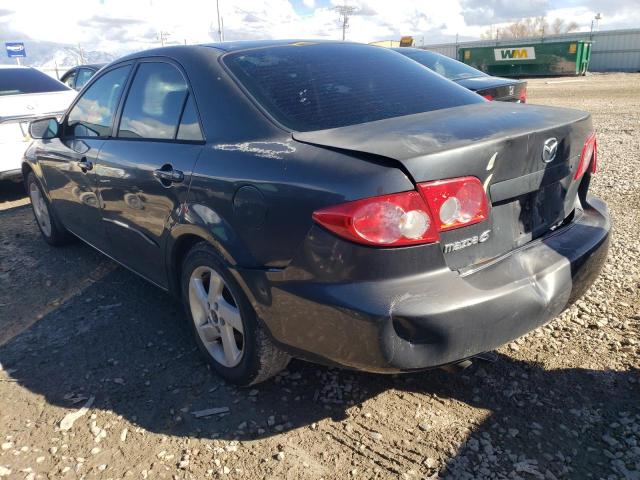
[542,137,558,163]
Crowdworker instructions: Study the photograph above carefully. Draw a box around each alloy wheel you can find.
[29,182,52,237]
[188,266,244,368]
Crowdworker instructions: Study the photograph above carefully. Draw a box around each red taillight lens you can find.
[418,177,489,232]
[519,87,527,103]
[483,94,493,101]
[574,131,597,180]
[312,190,438,246]
[313,177,489,247]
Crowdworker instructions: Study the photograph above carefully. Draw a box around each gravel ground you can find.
[0,73,638,480]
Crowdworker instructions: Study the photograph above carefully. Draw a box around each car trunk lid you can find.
[293,102,593,270]
[455,77,526,102]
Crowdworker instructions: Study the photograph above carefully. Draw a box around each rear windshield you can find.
[223,43,483,131]
[0,68,70,96]
[395,49,486,81]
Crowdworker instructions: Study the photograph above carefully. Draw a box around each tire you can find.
[181,242,290,385]
[26,172,73,246]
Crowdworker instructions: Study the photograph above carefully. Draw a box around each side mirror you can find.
[29,117,59,140]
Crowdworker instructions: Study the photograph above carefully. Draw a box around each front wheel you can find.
[26,172,72,246]
[181,243,290,385]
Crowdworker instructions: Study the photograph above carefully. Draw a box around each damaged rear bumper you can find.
[241,196,610,373]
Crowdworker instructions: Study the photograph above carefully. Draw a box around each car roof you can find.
[200,39,344,52]
[392,47,441,55]
[78,63,106,70]
[115,40,359,63]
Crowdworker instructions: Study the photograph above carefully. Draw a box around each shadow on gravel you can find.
[0,180,27,204]
[0,262,638,477]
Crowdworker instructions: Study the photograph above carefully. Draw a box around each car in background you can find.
[393,47,527,103]
[24,41,608,385]
[60,64,106,91]
[0,66,75,181]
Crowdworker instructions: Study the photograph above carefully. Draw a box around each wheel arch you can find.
[21,160,51,201]
[165,223,248,298]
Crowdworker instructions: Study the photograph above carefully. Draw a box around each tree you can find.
[550,18,579,35]
[481,16,580,40]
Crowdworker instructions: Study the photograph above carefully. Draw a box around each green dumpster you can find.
[458,40,592,77]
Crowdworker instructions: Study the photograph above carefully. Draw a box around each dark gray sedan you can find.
[60,63,106,91]
[394,47,527,102]
[24,41,609,385]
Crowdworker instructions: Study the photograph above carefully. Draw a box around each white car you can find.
[0,66,76,181]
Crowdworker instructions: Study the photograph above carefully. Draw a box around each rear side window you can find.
[67,65,131,138]
[177,95,203,141]
[397,49,486,81]
[223,43,483,131]
[0,68,69,96]
[118,62,188,140]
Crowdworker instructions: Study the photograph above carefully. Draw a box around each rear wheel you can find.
[181,243,290,385]
[26,172,72,246]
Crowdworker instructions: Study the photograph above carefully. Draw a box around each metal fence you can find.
[422,28,640,73]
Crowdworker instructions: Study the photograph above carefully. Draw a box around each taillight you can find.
[417,177,489,232]
[312,176,489,247]
[519,87,527,103]
[483,94,493,101]
[312,191,438,246]
[574,131,597,180]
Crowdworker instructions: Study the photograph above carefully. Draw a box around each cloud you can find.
[460,0,550,26]
[1,0,639,59]
[78,15,145,28]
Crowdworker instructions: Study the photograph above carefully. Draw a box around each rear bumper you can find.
[243,196,610,372]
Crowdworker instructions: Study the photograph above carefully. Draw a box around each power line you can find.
[335,4,357,41]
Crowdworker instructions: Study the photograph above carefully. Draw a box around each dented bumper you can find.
[241,196,610,373]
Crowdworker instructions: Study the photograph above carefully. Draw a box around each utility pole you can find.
[590,13,602,40]
[216,0,223,42]
[158,31,170,46]
[335,4,357,41]
[77,43,86,65]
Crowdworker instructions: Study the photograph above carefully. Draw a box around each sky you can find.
[0,0,638,54]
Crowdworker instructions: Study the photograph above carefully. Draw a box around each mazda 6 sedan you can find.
[24,41,610,385]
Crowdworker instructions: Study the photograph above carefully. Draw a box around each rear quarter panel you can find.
[184,137,414,269]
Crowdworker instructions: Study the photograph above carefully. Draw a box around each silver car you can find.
[0,66,75,181]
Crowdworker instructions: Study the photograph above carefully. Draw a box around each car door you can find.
[37,64,132,251]
[97,60,204,287]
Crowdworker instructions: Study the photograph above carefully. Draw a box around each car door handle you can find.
[75,157,93,172]
[153,168,184,184]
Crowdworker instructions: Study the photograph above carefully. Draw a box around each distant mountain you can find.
[36,47,116,69]
[1,39,116,68]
